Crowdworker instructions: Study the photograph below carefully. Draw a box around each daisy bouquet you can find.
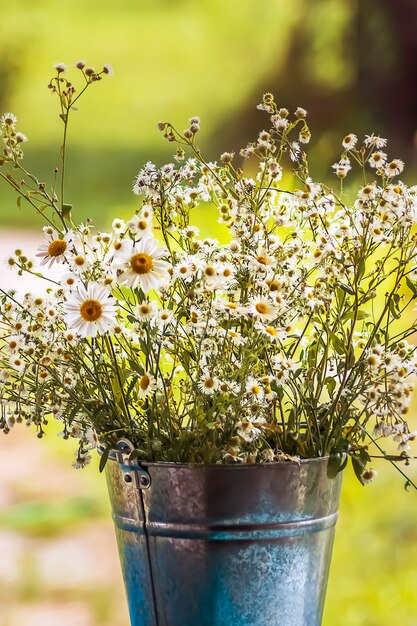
[1,65,417,487]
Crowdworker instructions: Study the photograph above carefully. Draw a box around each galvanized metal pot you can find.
[105,443,343,626]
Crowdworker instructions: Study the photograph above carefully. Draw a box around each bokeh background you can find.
[1,0,417,624]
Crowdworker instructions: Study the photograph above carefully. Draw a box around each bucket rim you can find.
[102,447,343,470]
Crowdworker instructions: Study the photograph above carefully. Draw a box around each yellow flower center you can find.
[204,378,215,388]
[74,255,85,266]
[265,326,277,336]
[205,266,216,277]
[255,303,268,315]
[138,220,148,231]
[139,375,150,391]
[256,255,268,265]
[47,239,67,257]
[139,305,151,315]
[80,299,103,322]
[267,280,281,292]
[130,253,154,274]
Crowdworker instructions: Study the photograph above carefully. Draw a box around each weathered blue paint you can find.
[105,454,342,626]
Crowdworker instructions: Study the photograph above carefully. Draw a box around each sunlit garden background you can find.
[1,0,417,624]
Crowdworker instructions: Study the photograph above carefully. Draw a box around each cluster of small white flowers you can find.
[1,91,417,482]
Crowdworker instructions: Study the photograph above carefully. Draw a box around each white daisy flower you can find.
[361,468,377,484]
[137,373,157,398]
[258,324,283,344]
[4,336,23,355]
[173,261,195,282]
[60,272,78,289]
[115,238,171,292]
[198,371,220,395]
[1,112,17,127]
[368,151,387,169]
[217,262,236,281]
[248,248,276,273]
[218,380,239,394]
[236,416,266,443]
[136,300,157,321]
[36,230,73,268]
[342,133,357,150]
[69,252,92,274]
[385,159,404,177]
[332,158,351,178]
[84,428,99,449]
[248,297,279,322]
[127,214,153,238]
[245,377,265,400]
[155,309,174,328]
[364,134,387,149]
[63,282,117,338]
[72,453,92,469]
[9,356,26,374]
[112,218,126,234]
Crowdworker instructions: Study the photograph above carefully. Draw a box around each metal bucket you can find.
[105,443,342,626]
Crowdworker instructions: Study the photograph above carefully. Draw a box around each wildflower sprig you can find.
[1,72,417,488]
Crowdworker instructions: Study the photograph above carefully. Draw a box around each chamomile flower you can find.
[36,230,73,268]
[127,214,153,238]
[364,134,387,149]
[137,373,157,398]
[245,377,265,401]
[136,300,157,322]
[385,159,404,177]
[258,324,283,344]
[115,237,171,292]
[361,468,377,484]
[72,453,92,469]
[342,133,357,150]
[248,297,279,322]
[236,416,266,443]
[69,253,92,274]
[155,309,174,328]
[368,151,387,169]
[198,371,220,395]
[63,282,117,338]
[112,218,126,234]
[173,261,194,282]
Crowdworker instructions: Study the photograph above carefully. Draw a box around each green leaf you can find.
[351,455,365,485]
[325,376,336,396]
[128,359,145,375]
[347,346,355,370]
[342,310,369,321]
[357,259,366,281]
[388,299,400,320]
[329,331,345,355]
[327,453,347,479]
[62,203,73,218]
[99,446,111,473]
[338,283,355,296]
[406,276,417,299]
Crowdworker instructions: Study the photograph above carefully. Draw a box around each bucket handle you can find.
[115,438,151,490]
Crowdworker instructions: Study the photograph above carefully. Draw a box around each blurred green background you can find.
[1,0,417,625]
